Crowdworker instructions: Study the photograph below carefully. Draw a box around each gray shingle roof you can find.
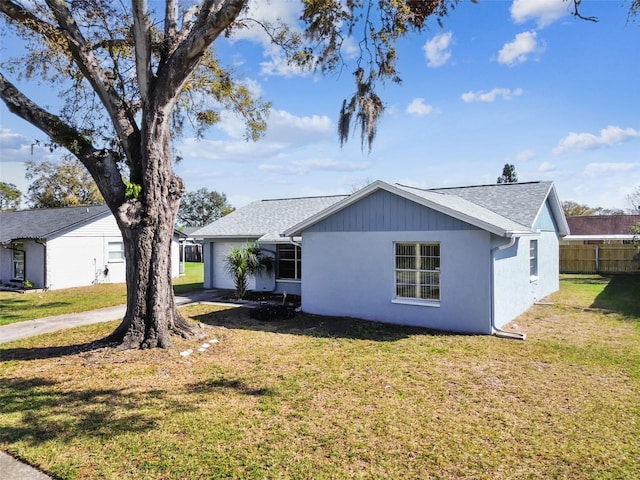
[394,184,532,234]
[0,205,110,243]
[195,181,564,240]
[425,181,554,228]
[191,195,348,242]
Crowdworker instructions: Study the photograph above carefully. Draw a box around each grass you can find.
[0,262,204,325]
[0,275,639,479]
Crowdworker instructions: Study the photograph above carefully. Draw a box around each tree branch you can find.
[165,0,178,41]
[132,0,153,101]
[154,0,247,108]
[0,73,126,206]
[0,0,61,40]
[42,0,141,166]
[571,0,599,22]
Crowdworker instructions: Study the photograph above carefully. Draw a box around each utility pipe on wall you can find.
[490,235,527,341]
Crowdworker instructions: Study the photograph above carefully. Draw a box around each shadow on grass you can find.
[0,376,165,447]
[561,275,611,285]
[591,275,640,321]
[0,339,114,362]
[191,306,450,342]
[188,378,277,397]
[173,282,204,294]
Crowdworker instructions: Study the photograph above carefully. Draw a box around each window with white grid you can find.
[529,239,538,278]
[277,244,301,280]
[395,242,440,301]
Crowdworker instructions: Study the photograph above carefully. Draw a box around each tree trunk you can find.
[106,106,195,349]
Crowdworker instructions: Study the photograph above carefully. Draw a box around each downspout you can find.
[35,239,48,290]
[284,236,302,296]
[490,235,527,340]
[287,236,302,248]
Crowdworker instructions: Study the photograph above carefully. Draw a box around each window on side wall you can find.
[395,242,440,302]
[108,241,125,263]
[277,244,301,280]
[529,239,538,278]
[12,242,25,280]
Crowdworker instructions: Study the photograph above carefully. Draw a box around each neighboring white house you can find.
[0,205,182,290]
[193,180,569,336]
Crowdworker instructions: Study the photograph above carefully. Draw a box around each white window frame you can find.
[393,242,441,306]
[277,244,301,281]
[108,241,125,263]
[529,239,538,280]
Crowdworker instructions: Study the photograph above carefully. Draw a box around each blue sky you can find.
[1,0,639,210]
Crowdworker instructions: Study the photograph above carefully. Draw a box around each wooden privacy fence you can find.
[179,243,203,263]
[560,244,640,274]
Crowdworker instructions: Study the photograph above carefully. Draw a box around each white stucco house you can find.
[193,180,569,336]
[0,205,182,290]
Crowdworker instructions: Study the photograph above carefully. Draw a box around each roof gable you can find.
[0,205,111,243]
[285,181,542,238]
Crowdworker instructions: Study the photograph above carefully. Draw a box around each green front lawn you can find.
[0,262,204,325]
[0,275,638,479]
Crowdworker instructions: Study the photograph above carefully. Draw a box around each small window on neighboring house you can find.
[12,242,25,280]
[277,244,301,280]
[108,241,125,262]
[530,240,538,277]
[395,242,440,301]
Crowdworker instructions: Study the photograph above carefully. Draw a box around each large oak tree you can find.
[0,0,624,349]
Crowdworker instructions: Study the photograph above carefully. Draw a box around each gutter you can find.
[490,234,527,341]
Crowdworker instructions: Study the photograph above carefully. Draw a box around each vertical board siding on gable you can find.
[306,190,479,233]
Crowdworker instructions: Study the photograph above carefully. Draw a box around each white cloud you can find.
[229,0,312,78]
[231,0,302,45]
[180,108,334,164]
[260,49,314,78]
[538,161,555,172]
[512,149,536,162]
[423,32,453,68]
[552,126,640,155]
[265,109,333,145]
[0,128,29,150]
[497,31,543,66]
[510,0,569,28]
[461,88,523,103]
[406,98,435,116]
[0,128,65,164]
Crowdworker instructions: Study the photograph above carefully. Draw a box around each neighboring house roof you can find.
[0,205,110,244]
[191,195,349,243]
[284,180,568,238]
[565,215,640,240]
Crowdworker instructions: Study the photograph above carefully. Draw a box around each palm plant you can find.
[225,243,273,298]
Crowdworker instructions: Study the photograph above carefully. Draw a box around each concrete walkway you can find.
[0,289,229,345]
[0,289,231,479]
